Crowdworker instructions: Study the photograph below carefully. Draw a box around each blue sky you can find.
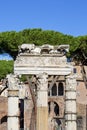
[0,53,13,60]
[0,0,87,36]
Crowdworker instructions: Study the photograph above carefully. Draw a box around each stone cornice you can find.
[14,44,72,75]
[18,44,69,56]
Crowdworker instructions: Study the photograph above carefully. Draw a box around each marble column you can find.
[7,74,19,130]
[65,74,77,130]
[36,73,48,130]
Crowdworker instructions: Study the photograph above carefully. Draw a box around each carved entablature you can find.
[18,43,69,55]
[14,44,72,75]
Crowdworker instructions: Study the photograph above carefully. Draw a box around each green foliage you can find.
[0,28,87,80]
[19,75,27,82]
[0,60,13,80]
[0,28,87,62]
[78,36,87,56]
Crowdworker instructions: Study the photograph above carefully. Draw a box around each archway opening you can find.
[54,102,59,116]
[48,101,59,116]
[52,83,57,96]
[58,82,64,96]
[1,115,7,124]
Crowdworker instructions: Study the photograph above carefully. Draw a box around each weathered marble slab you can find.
[14,54,72,75]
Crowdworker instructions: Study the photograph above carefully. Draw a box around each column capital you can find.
[65,74,77,91]
[36,72,48,80]
[36,72,48,91]
[6,74,20,90]
[66,73,77,79]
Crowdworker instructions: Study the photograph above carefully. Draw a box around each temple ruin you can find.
[1,44,87,130]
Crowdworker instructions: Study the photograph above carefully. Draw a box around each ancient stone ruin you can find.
[0,44,78,130]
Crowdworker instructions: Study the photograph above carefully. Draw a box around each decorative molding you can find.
[18,44,69,55]
[14,44,72,75]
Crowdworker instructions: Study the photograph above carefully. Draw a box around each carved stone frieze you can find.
[19,43,35,53]
[15,55,67,66]
[14,44,72,75]
[18,43,69,55]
